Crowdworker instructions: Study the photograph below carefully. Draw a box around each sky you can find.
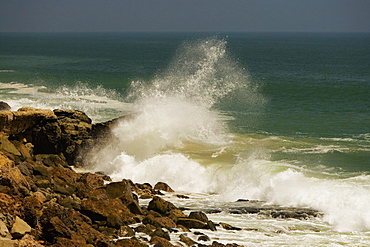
[0,0,369,33]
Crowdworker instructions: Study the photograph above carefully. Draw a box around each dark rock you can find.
[142,214,176,229]
[150,227,170,241]
[150,236,174,247]
[0,102,10,111]
[198,234,211,241]
[177,218,207,229]
[147,196,177,215]
[179,234,196,246]
[80,198,135,228]
[189,211,209,223]
[116,238,149,247]
[153,182,174,192]
[219,222,242,231]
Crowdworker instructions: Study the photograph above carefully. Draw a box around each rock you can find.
[0,237,18,247]
[154,182,174,192]
[147,196,177,215]
[18,234,44,247]
[0,136,21,156]
[80,198,135,228]
[150,236,174,247]
[116,238,148,247]
[0,107,55,135]
[189,211,209,223]
[167,209,187,223]
[10,216,31,239]
[198,234,210,241]
[0,102,11,111]
[150,227,170,241]
[0,220,11,238]
[219,222,242,231]
[176,218,207,229]
[179,234,197,246]
[142,214,176,229]
[117,225,135,238]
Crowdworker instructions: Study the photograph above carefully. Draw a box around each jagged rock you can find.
[148,196,177,215]
[153,182,174,192]
[10,216,31,239]
[0,102,11,111]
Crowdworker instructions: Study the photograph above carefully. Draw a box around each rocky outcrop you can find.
[0,102,11,111]
[0,105,321,246]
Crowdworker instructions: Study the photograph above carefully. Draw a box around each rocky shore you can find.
[0,103,320,247]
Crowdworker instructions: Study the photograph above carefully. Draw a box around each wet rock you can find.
[177,218,208,229]
[150,235,174,247]
[189,211,209,223]
[0,101,11,111]
[179,234,197,246]
[116,238,149,247]
[148,196,177,215]
[10,216,31,239]
[198,233,210,241]
[153,182,174,192]
[117,225,135,238]
[142,214,176,229]
[219,222,242,231]
[150,227,170,240]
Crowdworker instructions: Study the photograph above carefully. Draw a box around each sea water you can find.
[1,32,370,245]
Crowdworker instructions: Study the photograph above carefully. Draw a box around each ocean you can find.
[1,32,369,246]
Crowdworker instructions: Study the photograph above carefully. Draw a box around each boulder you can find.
[0,101,11,111]
[147,196,177,215]
[0,107,55,135]
[189,211,209,223]
[116,238,148,247]
[150,236,175,247]
[142,214,176,229]
[80,198,135,228]
[179,234,197,246]
[153,182,174,192]
[0,220,11,238]
[176,218,208,229]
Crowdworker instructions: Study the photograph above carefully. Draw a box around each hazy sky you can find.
[0,0,369,32]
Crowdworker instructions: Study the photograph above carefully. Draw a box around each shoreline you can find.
[0,105,321,246]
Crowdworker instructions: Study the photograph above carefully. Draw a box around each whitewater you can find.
[1,35,370,246]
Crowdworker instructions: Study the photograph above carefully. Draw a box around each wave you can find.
[80,37,370,232]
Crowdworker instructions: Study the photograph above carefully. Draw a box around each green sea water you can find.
[1,33,370,243]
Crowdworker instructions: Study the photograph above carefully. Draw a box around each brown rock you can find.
[219,222,242,231]
[0,107,55,135]
[0,136,21,156]
[147,196,177,215]
[10,216,31,239]
[0,237,18,247]
[0,220,11,238]
[176,218,207,229]
[179,234,197,246]
[153,182,174,192]
[18,234,44,247]
[142,214,176,229]
[150,236,175,247]
[116,238,148,247]
[189,211,209,223]
[80,198,135,228]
